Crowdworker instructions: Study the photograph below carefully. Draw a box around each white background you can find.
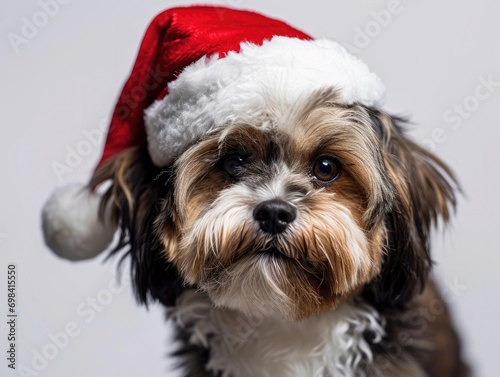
[1,1,499,376]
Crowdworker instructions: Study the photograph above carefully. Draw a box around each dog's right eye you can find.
[221,154,246,177]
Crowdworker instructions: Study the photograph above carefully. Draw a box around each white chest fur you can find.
[170,291,385,377]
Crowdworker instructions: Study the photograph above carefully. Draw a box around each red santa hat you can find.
[42,6,385,261]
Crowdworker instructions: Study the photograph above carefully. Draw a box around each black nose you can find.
[253,200,297,234]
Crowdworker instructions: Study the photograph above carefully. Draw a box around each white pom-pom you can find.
[41,184,116,261]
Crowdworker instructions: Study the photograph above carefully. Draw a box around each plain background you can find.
[1,1,499,376]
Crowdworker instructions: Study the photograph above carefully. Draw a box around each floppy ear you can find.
[365,110,458,308]
[90,146,184,307]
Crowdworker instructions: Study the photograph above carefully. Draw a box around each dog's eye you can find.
[221,154,246,177]
[312,157,341,183]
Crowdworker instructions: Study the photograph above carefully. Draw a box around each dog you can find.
[42,6,471,377]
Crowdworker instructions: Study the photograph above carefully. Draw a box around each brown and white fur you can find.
[91,89,470,376]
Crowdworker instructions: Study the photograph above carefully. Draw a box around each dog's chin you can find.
[202,250,349,321]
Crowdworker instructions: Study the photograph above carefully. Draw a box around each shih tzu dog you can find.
[42,6,471,377]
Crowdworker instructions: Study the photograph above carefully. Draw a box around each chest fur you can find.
[170,291,385,377]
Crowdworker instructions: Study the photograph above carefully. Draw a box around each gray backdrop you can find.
[1,1,498,376]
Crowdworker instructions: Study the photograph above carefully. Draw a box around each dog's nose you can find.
[253,200,297,234]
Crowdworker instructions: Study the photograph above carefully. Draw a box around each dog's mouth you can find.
[219,247,296,271]
[209,244,327,282]
[259,247,289,259]
[258,248,328,282]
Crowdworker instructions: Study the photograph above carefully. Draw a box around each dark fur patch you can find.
[363,110,458,309]
[91,147,185,307]
[365,280,471,377]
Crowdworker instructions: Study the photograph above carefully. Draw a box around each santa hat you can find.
[42,6,385,261]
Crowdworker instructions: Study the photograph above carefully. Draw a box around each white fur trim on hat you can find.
[41,184,116,261]
[145,37,385,167]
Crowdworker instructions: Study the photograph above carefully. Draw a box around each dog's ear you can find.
[365,110,457,309]
[90,147,184,307]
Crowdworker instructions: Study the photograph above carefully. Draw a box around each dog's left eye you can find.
[221,154,246,177]
[312,156,341,183]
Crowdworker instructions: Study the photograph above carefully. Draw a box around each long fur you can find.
[363,110,457,309]
[90,147,184,307]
